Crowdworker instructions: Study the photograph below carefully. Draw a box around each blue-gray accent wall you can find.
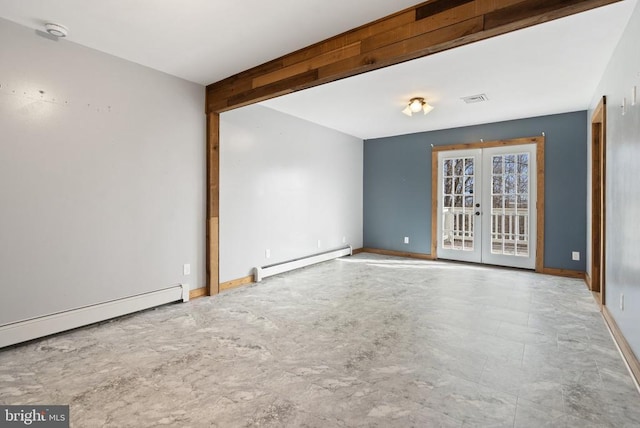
[363,111,587,271]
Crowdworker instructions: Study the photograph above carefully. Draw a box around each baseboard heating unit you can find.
[254,245,352,282]
[0,284,189,349]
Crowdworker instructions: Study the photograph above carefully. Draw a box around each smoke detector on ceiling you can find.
[461,94,489,104]
[44,23,68,38]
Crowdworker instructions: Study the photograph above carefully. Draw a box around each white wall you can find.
[220,105,363,282]
[588,1,640,356]
[0,19,205,326]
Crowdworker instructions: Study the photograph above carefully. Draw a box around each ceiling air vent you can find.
[461,94,489,104]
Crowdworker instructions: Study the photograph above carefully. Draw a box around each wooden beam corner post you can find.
[207,112,220,295]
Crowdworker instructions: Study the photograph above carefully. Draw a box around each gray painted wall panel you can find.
[364,111,587,271]
[0,19,205,326]
[590,1,640,357]
[220,105,363,282]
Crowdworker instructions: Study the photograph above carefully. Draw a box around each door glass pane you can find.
[465,196,474,208]
[465,176,474,194]
[490,153,530,257]
[505,174,516,194]
[517,154,529,174]
[443,159,453,177]
[442,155,475,252]
[505,155,516,173]
[518,174,528,193]
[444,178,453,195]
[517,195,528,209]
[454,177,463,194]
[492,175,503,194]
[493,156,503,174]
[454,159,464,176]
[465,158,474,176]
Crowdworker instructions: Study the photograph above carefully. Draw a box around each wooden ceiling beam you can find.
[206,0,620,113]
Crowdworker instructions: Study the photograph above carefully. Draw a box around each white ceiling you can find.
[0,0,636,139]
[262,0,637,139]
[0,0,425,85]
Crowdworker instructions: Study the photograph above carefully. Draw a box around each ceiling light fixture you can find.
[44,23,68,38]
[402,97,433,116]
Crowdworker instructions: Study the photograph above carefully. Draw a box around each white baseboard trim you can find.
[0,284,189,349]
[254,246,352,282]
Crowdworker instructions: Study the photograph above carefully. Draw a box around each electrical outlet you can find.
[265,249,271,259]
[404,237,409,244]
[183,264,191,276]
[317,240,321,248]
[620,294,625,311]
[572,251,580,261]
[342,236,346,244]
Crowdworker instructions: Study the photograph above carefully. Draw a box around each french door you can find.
[436,144,537,269]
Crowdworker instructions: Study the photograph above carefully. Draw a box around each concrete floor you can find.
[1,253,639,427]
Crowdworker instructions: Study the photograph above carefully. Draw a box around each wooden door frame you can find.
[431,136,545,272]
[590,96,606,304]
[206,113,220,295]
